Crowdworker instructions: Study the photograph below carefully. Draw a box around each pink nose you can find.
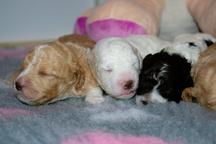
[123,80,134,90]
[15,77,29,91]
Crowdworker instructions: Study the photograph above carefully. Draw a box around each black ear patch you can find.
[188,42,197,47]
[204,39,214,47]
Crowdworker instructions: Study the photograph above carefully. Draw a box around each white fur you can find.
[16,45,47,80]
[125,35,171,59]
[91,35,170,99]
[85,87,105,104]
[92,37,139,99]
[165,33,216,65]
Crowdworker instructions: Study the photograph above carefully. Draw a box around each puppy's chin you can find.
[15,93,39,105]
[111,90,136,99]
[15,90,48,106]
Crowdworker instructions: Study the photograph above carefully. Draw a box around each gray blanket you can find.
[0,47,216,144]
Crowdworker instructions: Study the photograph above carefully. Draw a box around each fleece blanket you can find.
[0,46,216,144]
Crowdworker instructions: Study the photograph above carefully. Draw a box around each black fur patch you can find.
[188,42,197,47]
[136,51,193,103]
[204,39,214,47]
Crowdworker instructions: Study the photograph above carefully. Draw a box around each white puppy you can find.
[89,35,170,99]
[165,33,216,65]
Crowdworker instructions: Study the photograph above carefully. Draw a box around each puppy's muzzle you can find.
[123,80,134,90]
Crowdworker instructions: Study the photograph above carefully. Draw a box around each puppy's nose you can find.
[124,80,134,90]
[15,81,22,91]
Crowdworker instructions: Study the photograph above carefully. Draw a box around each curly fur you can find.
[182,43,216,110]
[14,34,104,105]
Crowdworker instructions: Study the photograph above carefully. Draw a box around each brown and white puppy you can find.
[182,43,216,110]
[13,34,104,105]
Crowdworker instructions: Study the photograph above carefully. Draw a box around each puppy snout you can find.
[15,81,22,91]
[14,77,29,91]
[124,80,134,90]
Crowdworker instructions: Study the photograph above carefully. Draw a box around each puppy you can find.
[88,35,170,99]
[13,34,104,105]
[167,33,216,65]
[182,43,216,110]
[136,50,193,105]
[135,33,215,105]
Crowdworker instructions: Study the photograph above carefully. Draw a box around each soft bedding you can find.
[0,46,216,144]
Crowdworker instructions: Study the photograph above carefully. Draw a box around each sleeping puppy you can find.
[88,35,170,99]
[167,33,216,65]
[13,34,104,105]
[182,43,216,110]
[136,33,215,105]
[136,50,193,105]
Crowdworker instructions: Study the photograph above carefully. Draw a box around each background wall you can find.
[0,0,96,42]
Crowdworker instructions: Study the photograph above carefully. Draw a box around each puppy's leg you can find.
[182,87,197,102]
[85,87,105,104]
[205,96,216,110]
[135,95,149,106]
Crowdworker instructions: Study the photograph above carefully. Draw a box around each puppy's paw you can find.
[85,87,105,104]
[135,95,148,106]
[181,87,196,102]
[85,95,105,104]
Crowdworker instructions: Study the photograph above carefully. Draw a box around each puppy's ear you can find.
[132,47,143,69]
[86,48,98,78]
[72,65,85,91]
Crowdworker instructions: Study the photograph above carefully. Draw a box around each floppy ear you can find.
[72,64,85,91]
[66,59,85,92]
[132,47,143,69]
[86,48,98,80]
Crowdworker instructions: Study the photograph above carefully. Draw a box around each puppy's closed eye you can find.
[101,65,113,73]
[188,42,197,47]
[38,70,59,78]
[104,69,113,73]
[38,71,49,76]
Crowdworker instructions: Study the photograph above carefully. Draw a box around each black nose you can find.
[124,80,134,90]
[141,101,148,105]
[204,39,214,47]
[15,82,22,91]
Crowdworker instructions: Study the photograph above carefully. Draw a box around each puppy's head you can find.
[89,37,141,99]
[136,55,168,104]
[14,42,83,105]
[136,51,193,105]
[187,44,216,110]
[174,33,216,51]
[168,33,216,65]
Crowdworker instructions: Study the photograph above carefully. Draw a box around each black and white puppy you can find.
[136,33,216,105]
[136,50,193,105]
[168,33,216,65]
